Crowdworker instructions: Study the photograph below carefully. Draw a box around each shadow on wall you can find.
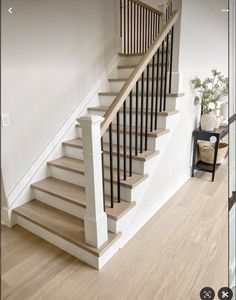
[1,173,8,207]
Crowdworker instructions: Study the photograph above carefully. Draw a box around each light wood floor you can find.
[1,165,228,300]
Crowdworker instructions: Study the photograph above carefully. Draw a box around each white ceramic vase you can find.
[200,112,217,131]
[215,116,221,129]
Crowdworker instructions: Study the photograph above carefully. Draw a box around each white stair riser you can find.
[99,94,181,110]
[154,133,169,150]
[118,66,169,78]
[49,166,85,186]
[109,72,182,93]
[48,165,134,202]
[103,154,145,174]
[109,204,137,234]
[34,189,86,219]
[88,109,172,129]
[104,181,133,202]
[77,127,157,151]
[109,79,171,93]
[103,178,148,203]
[118,51,168,65]
[64,146,83,160]
[63,144,145,174]
[119,55,143,65]
[33,189,119,234]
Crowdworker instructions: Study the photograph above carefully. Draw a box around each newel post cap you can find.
[79,115,104,126]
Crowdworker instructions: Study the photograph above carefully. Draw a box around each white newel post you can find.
[79,115,108,248]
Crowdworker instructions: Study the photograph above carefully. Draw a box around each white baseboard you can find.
[4,55,119,217]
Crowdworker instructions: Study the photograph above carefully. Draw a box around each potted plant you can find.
[191,69,228,131]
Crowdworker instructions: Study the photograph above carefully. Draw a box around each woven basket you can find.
[199,141,228,164]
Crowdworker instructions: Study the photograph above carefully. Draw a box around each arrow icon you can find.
[8,7,13,14]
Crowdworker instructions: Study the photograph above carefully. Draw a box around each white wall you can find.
[134,0,228,217]
[229,0,236,196]
[1,0,117,197]
[229,0,236,290]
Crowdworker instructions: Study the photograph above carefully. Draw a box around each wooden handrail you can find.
[229,113,236,124]
[101,10,179,136]
[130,0,163,16]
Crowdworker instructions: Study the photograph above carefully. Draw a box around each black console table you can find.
[191,126,228,182]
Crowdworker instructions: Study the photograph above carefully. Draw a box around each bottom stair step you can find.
[13,200,121,258]
[32,177,136,220]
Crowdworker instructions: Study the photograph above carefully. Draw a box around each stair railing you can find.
[101,10,180,208]
[120,0,163,54]
[79,2,178,248]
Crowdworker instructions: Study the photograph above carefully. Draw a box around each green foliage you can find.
[191,69,228,114]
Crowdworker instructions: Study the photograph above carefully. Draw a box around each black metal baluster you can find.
[101,137,105,210]
[123,101,127,180]
[154,16,161,129]
[135,81,139,156]
[155,14,157,37]
[145,8,148,51]
[127,0,130,53]
[109,124,114,208]
[142,7,145,52]
[129,91,133,176]
[147,10,150,48]
[155,50,159,130]
[149,11,152,45]
[116,112,121,203]
[120,0,122,38]
[159,41,165,112]
[131,1,133,53]
[163,33,169,111]
[145,64,149,151]
[135,4,136,52]
[169,26,174,93]
[153,13,156,38]
[139,5,142,53]
[137,4,139,53]
[151,12,154,43]
[150,55,155,131]
[124,0,126,53]
[140,72,144,153]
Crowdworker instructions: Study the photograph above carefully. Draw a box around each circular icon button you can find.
[200,287,215,300]
[218,287,233,300]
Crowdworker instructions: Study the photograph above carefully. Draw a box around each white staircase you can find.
[11,2,183,269]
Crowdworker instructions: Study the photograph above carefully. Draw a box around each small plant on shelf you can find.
[191,69,228,130]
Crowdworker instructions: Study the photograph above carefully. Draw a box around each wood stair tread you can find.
[32,177,136,220]
[118,52,145,57]
[118,50,168,57]
[13,199,121,257]
[117,63,168,70]
[76,123,170,138]
[63,138,159,161]
[48,157,148,188]
[87,106,179,116]
[109,77,166,82]
[98,91,185,97]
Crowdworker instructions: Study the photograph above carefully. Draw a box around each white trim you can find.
[4,55,119,215]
